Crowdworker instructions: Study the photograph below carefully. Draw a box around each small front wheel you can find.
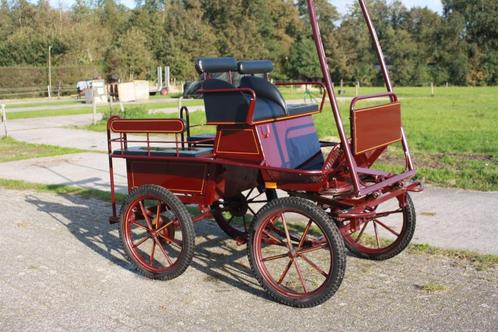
[339,193,416,261]
[248,197,346,308]
[119,185,195,280]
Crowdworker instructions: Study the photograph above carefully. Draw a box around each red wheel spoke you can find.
[245,188,255,199]
[133,222,149,231]
[149,241,156,266]
[293,259,308,293]
[299,253,329,278]
[355,220,369,243]
[297,220,313,250]
[375,208,403,218]
[262,229,285,246]
[297,242,327,255]
[156,220,174,234]
[139,201,154,230]
[373,221,380,248]
[158,233,183,250]
[155,238,174,266]
[374,219,400,237]
[280,214,294,251]
[262,252,289,262]
[154,202,161,229]
[133,234,152,248]
[277,259,293,285]
[249,192,264,201]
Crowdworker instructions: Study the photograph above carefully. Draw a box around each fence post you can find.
[92,95,97,125]
[431,82,435,96]
[355,81,359,97]
[1,104,7,137]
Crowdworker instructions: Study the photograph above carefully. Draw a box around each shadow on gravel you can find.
[24,193,266,300]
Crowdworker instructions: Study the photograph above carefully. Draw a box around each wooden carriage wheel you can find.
[339,194,416,260]
[248,197,346,308]
[119,185,195,280]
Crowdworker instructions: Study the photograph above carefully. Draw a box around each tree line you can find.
[0,0,496,87]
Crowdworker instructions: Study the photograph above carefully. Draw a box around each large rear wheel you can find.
[248,197,346,308]
[119,185,195,280]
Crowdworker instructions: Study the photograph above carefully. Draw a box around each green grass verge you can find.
[0,136,86,162]
[4,99,82,109]
[6,99,203,120]
[408,243,498,271]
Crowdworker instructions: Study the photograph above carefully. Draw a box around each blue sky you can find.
[51,0,443,14]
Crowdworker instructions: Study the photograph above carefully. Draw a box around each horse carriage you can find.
[107,0,422,307]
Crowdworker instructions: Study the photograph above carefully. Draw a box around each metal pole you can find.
[165,66,170,89]
[92,95,97,125]
[306,0,361,193]
[48,45,52,98]
[1,104,7,137]
[358,0,393,94]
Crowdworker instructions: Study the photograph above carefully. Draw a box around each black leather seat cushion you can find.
[287,104,319,116]
[202,79,249,123]
[239,76,287,120]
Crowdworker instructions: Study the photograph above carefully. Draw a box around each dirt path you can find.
[0,189,496,331]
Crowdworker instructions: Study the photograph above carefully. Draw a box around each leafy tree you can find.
[105,27,154,80]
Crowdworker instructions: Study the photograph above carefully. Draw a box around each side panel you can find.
[352,102,402,155]
[214,126,263,163]
[257,116,322,169]
[127,160,208,194]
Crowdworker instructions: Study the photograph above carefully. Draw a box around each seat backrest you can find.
[239,76,287,120]
[202,79,250,124]
[238,60,274,75]
[196,57,238,76]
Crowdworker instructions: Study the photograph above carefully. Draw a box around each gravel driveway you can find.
[0,189,497,331]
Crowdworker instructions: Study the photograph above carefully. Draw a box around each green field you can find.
[313,87,498,191]
[0,136,85,162]
[11,86,498,191]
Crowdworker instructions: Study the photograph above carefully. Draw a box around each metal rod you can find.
[1,104,7,137]
[306,0,361,194]
[358,0,393,94]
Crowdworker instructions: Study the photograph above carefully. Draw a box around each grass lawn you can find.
[4,99,81,109]
[312,87,498,191]
[0,136,85,162]
[17,86,498,191]
[5,99,203,120]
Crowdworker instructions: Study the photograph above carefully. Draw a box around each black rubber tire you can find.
[119,185,195,280]
[212,188,277,240]
[344,194,416,261]
[248,197,347,308]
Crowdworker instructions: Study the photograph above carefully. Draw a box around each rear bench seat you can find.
[198,58,319,124]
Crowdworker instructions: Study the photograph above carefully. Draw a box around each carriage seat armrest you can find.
[107,116,186,134]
